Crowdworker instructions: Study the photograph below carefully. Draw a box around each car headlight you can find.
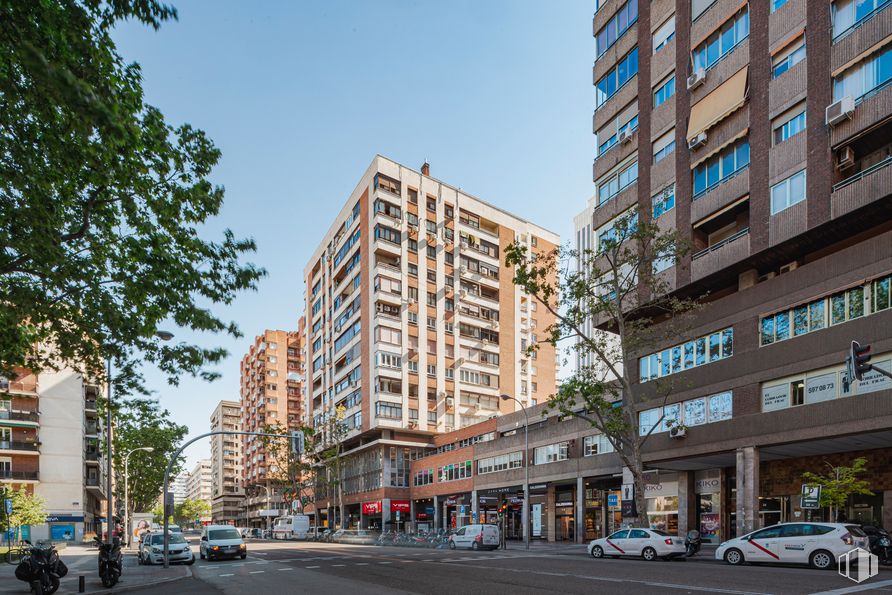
[184,546,191,552]
[211,545,220,551]
[152,547,162,553]
[239,543,246,549]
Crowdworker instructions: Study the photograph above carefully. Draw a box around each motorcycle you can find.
[14,541,67,595]
[94,536,123,588]
[861,525,892,565]
[684,529,702,558]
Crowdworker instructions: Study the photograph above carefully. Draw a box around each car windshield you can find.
[150,534,186,544]
[209,529,242,540]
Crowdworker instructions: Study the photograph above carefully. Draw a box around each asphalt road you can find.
[125,538,892,595]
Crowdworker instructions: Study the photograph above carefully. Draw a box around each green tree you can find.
[505,212,698,527]
[316,406,348,529]
[803,458,873,521]
[112,398,188,513]
[174,498,210,527]
[0,487,47,531]
[0,0,264,393]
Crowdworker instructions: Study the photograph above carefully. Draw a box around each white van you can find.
[272,514,311,540]
[449,524,500,550]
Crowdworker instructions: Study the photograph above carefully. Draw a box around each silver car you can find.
[138,532,194,565]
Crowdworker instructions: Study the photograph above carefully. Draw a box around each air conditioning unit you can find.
[445,396,454,407]
[619,129,633,144]
[334,323,342,332]
[459,289,468,298]
[490,321,499,330]
[445,285,454,294]
[687,68,706,90]
[406,297,417,305]
[688,132,707,150]
[826,96,855,127]
[779,261,799,275]
[669,425,686,439]
[444,426,454,432]
[837,146,855,170]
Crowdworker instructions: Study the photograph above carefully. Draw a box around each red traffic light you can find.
[850,341,872,381]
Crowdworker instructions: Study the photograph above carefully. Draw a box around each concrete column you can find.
[736,446,760,536]
[433,496,439,531]
[677,471,696,536]
[359,505,364,530]
[884,491,892,531]
[546,484,556,542]
[576,477,585,544]
[382,498,391,531]
[339,502,345,530]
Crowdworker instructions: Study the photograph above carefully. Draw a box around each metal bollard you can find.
[79,575,85,592]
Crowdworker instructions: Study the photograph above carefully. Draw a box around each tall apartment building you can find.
[304,155,559,530]
[171,472,189,506]
[186,459,213,522]
[578,0,892,542]
[240,322,306,527]
[210,399,244,524]
[1,366,107,543]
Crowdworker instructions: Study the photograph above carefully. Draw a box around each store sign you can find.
[390,500,410,513]
[858,360,892,394]
[762,384,789,412]
[694,470,721,494]
[805,372,837,404]
[644,479,677,498]
[362,501,382,515]
[44,515,84,523]
[481,486,522,496]
[555,501,574,508]
[529,483,548,492]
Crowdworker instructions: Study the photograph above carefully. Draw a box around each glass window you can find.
[654,76,675,108]
[708,392,733,422]
[772,38,806,79]
[684,398,707,426]
[832,43,892,101]
[692,7,749,71]
[693,138,749,198]
[773,108,807,145]
[639,408,662,435]
[770,170,807,214]
[653,16,676,54]
[771,0,788,11]
[595,1,638,57]
[596,48,639,108]
[652,185,675,218]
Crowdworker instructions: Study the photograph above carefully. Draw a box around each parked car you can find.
[200,525,247,561]
[448,524,500,551]
[138,532,194,566]
[588,528,686,561]
[715,522,869,569]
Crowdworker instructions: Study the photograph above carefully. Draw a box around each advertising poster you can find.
[532,503,542,537]
[50,524,75,541]
[700,513,720,539]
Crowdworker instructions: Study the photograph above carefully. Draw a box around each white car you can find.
[138,532,194,565]
[715,522,869,569]
[449,524,500,550]
[200,525,247,561]
[588,528,686,561]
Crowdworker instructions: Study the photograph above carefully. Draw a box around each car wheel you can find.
[471,542,479,551]
[448,541,456,550]
[810,550,834,570]
[186,558,195,566]
[724,548,745,566]
[642,547,657,561]
[240,554,247,560]
[591,545,604,559]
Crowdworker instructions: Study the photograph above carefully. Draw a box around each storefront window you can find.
[646,496,678,533]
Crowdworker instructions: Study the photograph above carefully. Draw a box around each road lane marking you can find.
[218,573,234,577]
[249,570,264,574]
[305,565,320,569]
[278,568,293,571]
[355,562,369,565]
[810,580,892,595]
[379,561,392,564]
[332,564,345,567]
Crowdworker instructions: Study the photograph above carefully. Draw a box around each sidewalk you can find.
[0,545,191,594]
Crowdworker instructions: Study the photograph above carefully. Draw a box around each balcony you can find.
[691,228,750,282]
[831,155,892,219]
[0,470,38,481]
[0,440,39,453]
[691,167,749,224]
[0,410,38,424]
[0,380,37,396]
[830,83,892,148]
[85,451,101,464]
[832,1,892,70]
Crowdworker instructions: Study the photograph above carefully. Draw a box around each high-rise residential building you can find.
[171,472,189,506]
[304,155,559,530]
[186,459,213,522]
[1,366,107,543]
[210,399,244,525]
[578,0,892,541]
[240,322,306,527]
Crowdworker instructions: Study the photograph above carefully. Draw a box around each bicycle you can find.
[5,540,30,565]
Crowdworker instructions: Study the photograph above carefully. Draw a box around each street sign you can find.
[801,484,822,509]
[607,494,618,507]
[395,511,400,521]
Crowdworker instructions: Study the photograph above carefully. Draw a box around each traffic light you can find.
[291,430,304,455]
[850,341,872,381]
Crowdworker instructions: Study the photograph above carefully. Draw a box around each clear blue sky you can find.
[113,0,595,468]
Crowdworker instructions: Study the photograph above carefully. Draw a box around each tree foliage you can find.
[803,457,873,519]
[112,397,188,513]
[505,211,698,527]
[0,0,264,392]
[1,486,47,531]
[174,498,211,527]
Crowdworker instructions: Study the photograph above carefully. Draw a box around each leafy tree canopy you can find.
[0,0,264,392]
[803,457,873,515]
[1,486,47,530]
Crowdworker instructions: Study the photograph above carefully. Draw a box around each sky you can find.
[112,0,596,469]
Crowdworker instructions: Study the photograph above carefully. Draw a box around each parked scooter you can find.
[861,525,892,565]
[94,536,123,588]
[684,529,702,557]
[14,541,67,595]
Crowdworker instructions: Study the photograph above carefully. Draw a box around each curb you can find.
[101,565,193,594]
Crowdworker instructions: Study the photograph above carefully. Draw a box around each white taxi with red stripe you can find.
[716,522,869,569]
[588,528,686,561]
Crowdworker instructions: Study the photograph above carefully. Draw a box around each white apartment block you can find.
[210,399,244,524]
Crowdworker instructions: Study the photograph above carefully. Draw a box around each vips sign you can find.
[390,500,410,514]
[362,501,382,515]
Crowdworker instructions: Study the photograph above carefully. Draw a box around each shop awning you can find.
[686,66,748,142]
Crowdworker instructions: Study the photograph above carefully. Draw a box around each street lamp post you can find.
[123,447,154,547]
[500,394,530,550]
[104,330,172,545]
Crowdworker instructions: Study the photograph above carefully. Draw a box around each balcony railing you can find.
[0,410,38,422]
[0,380,38,394]
[0,470,38,480]
[692,227,750,260]
[833,0,892,42]
[0,440,39,452]
[833,155,892,192]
